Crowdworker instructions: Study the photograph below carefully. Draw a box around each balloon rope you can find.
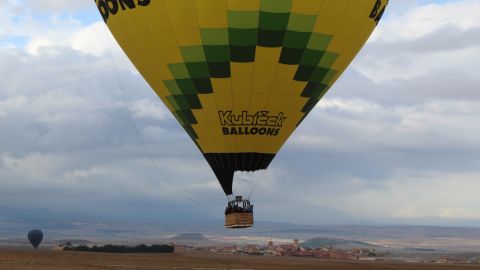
[106,42,223,207]
[246,171,264,201]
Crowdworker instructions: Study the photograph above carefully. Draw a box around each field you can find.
[0,250,477,270]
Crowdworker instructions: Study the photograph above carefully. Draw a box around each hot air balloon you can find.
[28,229,43,249]
[95,0,388,228]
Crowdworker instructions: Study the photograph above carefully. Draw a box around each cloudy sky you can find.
[1,0,480,226]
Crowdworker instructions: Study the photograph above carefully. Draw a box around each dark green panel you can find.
[258,12,290,31]
[301,82,319,97]
[208,62,231,78]
[229,28,258,46]
[301,98,319,113]
[172,95,191,109]
[301,82,328,98]
[186,62,210,78]
[184,94,202,109]
[310,67,330,83]
[192,78,213,93]
[204,45,230,62]
[279,48,304,65]
[283,30,311,49]
[230,46,256,62]
[175,79,197,94]
[172,111,186,125]
[294,65,315,81]
[163,80,182,95]
[319,51,339,68]
[181,110,198,124]
[183,124,199,139]
[311,85,329,99]
[257,29,285,47]
[300,49,325,66]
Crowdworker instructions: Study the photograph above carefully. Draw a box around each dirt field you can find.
[0,250,477,270]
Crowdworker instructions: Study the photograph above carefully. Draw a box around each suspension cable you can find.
[105,41,224,207]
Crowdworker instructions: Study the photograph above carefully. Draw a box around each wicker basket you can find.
[225,212,254,229]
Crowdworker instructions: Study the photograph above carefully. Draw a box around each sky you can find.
[1,0,480,226]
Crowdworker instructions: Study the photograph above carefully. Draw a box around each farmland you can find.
[0,250,477,270]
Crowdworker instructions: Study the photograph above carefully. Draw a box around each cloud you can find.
[1,0,480,225]
[372,0,480,42]
[27,1,91,13]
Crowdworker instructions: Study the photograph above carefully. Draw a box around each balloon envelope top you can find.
[27,229,43,249]
[96,0,388,195]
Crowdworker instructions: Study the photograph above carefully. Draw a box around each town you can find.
[173,239,480,265]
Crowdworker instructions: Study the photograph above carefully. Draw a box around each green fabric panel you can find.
[164,80,182,95]
[257,29,286,47]
[172,111,186,125]
[176,79,197,94]
[294,65,315,81]
[300,49,325,66]
[167,96,181,111]
[322,69,337,84]
[311,85,329,99]
[180,46,206,62]
[259,12,290,31]
[230,45,256,62]
[279,47,304,65]
[172,95,191,110]
[201,29,229,45]
[318,51,339,68]
[186,62,210,78]
[175,110,189,125]
[287,13,317,32]
[300,82,319,97]
[228,11,259,29]
[260,0,292,13]
[181,110,198,124]
[185,94,202,109]
[168,63,190,79]
[183,125,199,139]
[208,62,231,78]
[310,67,330,84]
[229,28,258,46]
[307,33,332,50]
[192,78,213,93]
[204,45,230,62]
[283,30,311,49]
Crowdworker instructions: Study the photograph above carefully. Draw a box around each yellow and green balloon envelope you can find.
[96,0,388,196]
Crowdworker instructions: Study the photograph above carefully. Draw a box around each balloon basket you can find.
[225,212,254,229]
[224,196,254,229]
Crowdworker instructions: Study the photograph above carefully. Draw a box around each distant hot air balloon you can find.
[95,0,388,228]
[28,229,43,249]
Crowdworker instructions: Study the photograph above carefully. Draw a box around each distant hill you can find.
[170,233,209,242]
[301,237,377,249]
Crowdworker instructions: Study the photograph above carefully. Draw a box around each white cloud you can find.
[438,208,480,220]
[1,0,480,225]
[27,1,91,13]
[358,0,480,82]
[69,22,117,56]
[130,98,170,121]
[373,0,480,42]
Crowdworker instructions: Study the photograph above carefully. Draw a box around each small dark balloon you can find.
[27,229,43,249]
